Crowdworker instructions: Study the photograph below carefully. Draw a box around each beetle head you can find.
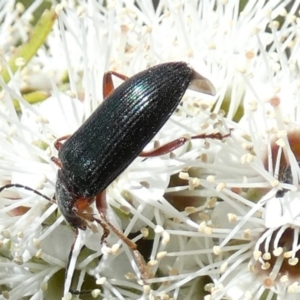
[56,170,87,230]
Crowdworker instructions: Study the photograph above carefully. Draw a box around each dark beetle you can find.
[53,62,216,230]
[0,62,219,293]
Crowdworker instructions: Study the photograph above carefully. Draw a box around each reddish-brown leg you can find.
[95,191,137,250]
[51,135,71,168]
[51,156,62,168]
[65,197,111,295]
[73,196,110,243]
[139,130,232,157]
[95,191,148,281]
[103,71,129,98]
[54,135,71,150]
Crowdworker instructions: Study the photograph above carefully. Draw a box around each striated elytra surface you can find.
[58,62,213,198]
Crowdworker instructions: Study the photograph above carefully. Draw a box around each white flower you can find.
[1,1,300,300]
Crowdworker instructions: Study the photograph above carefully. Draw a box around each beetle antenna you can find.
[0,183,55,203]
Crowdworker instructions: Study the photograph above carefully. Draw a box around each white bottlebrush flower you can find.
[1,1,300,300]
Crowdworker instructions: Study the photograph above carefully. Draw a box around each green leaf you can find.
[13,90,50,112]
[1,9,57,83]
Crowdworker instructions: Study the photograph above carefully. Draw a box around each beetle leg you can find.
[95,191,137,249]
[52,135,71,168]
[54,135,71,150]
[72,194,148,281]
[51,136,70,169]
[103,71,129,98]
[73,196,110,243]
[191,129,232,140]
[95,192,149,281]
[139,130,232,157]
[51,156,63,168]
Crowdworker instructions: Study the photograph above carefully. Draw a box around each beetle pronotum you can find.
[0,62,230,296]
